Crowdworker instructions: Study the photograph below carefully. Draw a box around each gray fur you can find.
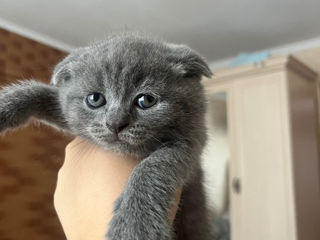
[0,33,213,240]
[211,212,230,240]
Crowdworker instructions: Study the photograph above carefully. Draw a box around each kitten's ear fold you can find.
[51,47,88,86]
[168,44,213,79]
[51,62,72,86]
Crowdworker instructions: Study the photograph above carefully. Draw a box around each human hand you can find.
[54,137,181,240]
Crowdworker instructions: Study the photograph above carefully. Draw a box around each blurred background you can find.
[0,0,320,240]
[2,0,320,66]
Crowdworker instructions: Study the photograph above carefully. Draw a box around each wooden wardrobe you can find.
[203,55,320,240]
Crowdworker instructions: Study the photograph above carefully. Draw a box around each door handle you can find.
[232,177,241,194]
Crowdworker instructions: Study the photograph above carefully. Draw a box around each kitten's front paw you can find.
[106,197,170,240]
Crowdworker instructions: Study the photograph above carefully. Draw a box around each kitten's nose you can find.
[106,121,129,134]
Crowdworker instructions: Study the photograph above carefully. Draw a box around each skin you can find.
[54,137,182,240]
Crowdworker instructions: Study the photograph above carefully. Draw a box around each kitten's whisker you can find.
[91,123,104,128]
[91,129,106,134]
[75,139,99,160]
[73,140,90,158]
[68,137,87,150]
[150,135,163,145]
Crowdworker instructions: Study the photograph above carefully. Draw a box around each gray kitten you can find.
[0,33,213,240]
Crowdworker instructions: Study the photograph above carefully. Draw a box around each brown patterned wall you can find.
[0,28,71,240]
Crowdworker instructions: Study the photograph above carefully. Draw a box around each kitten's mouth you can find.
[110,133,134,145]
[92,131,144,146]
[110,133,120,142]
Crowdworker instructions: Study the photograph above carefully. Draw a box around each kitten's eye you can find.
[135,94,157,109]
[86,93,106,109]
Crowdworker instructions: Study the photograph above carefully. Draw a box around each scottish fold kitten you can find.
[0,33,213,240]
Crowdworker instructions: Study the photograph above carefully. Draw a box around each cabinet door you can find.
[230,72,296,240]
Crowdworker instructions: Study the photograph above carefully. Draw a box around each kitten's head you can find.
[52,33,212,156]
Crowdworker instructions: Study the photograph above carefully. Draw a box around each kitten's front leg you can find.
[107,143,196,240]
[0,80,68,132]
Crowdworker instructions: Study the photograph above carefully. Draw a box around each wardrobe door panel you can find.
[232,73,295,240]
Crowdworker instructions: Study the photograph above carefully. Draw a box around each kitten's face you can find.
[53,34,211,155]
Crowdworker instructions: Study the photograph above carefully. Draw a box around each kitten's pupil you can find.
[86,93,106,108]
[92,93,100,102]
[136,94,157,109]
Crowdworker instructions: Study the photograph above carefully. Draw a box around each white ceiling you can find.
[1,0,320,63]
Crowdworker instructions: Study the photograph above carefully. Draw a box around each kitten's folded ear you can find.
[51,47,88,86]
[51,61,72,86]
[167,44,213,79]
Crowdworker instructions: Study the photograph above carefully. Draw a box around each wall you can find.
[0,27,71,240]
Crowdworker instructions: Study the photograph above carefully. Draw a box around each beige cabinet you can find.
[203,56,320,240]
